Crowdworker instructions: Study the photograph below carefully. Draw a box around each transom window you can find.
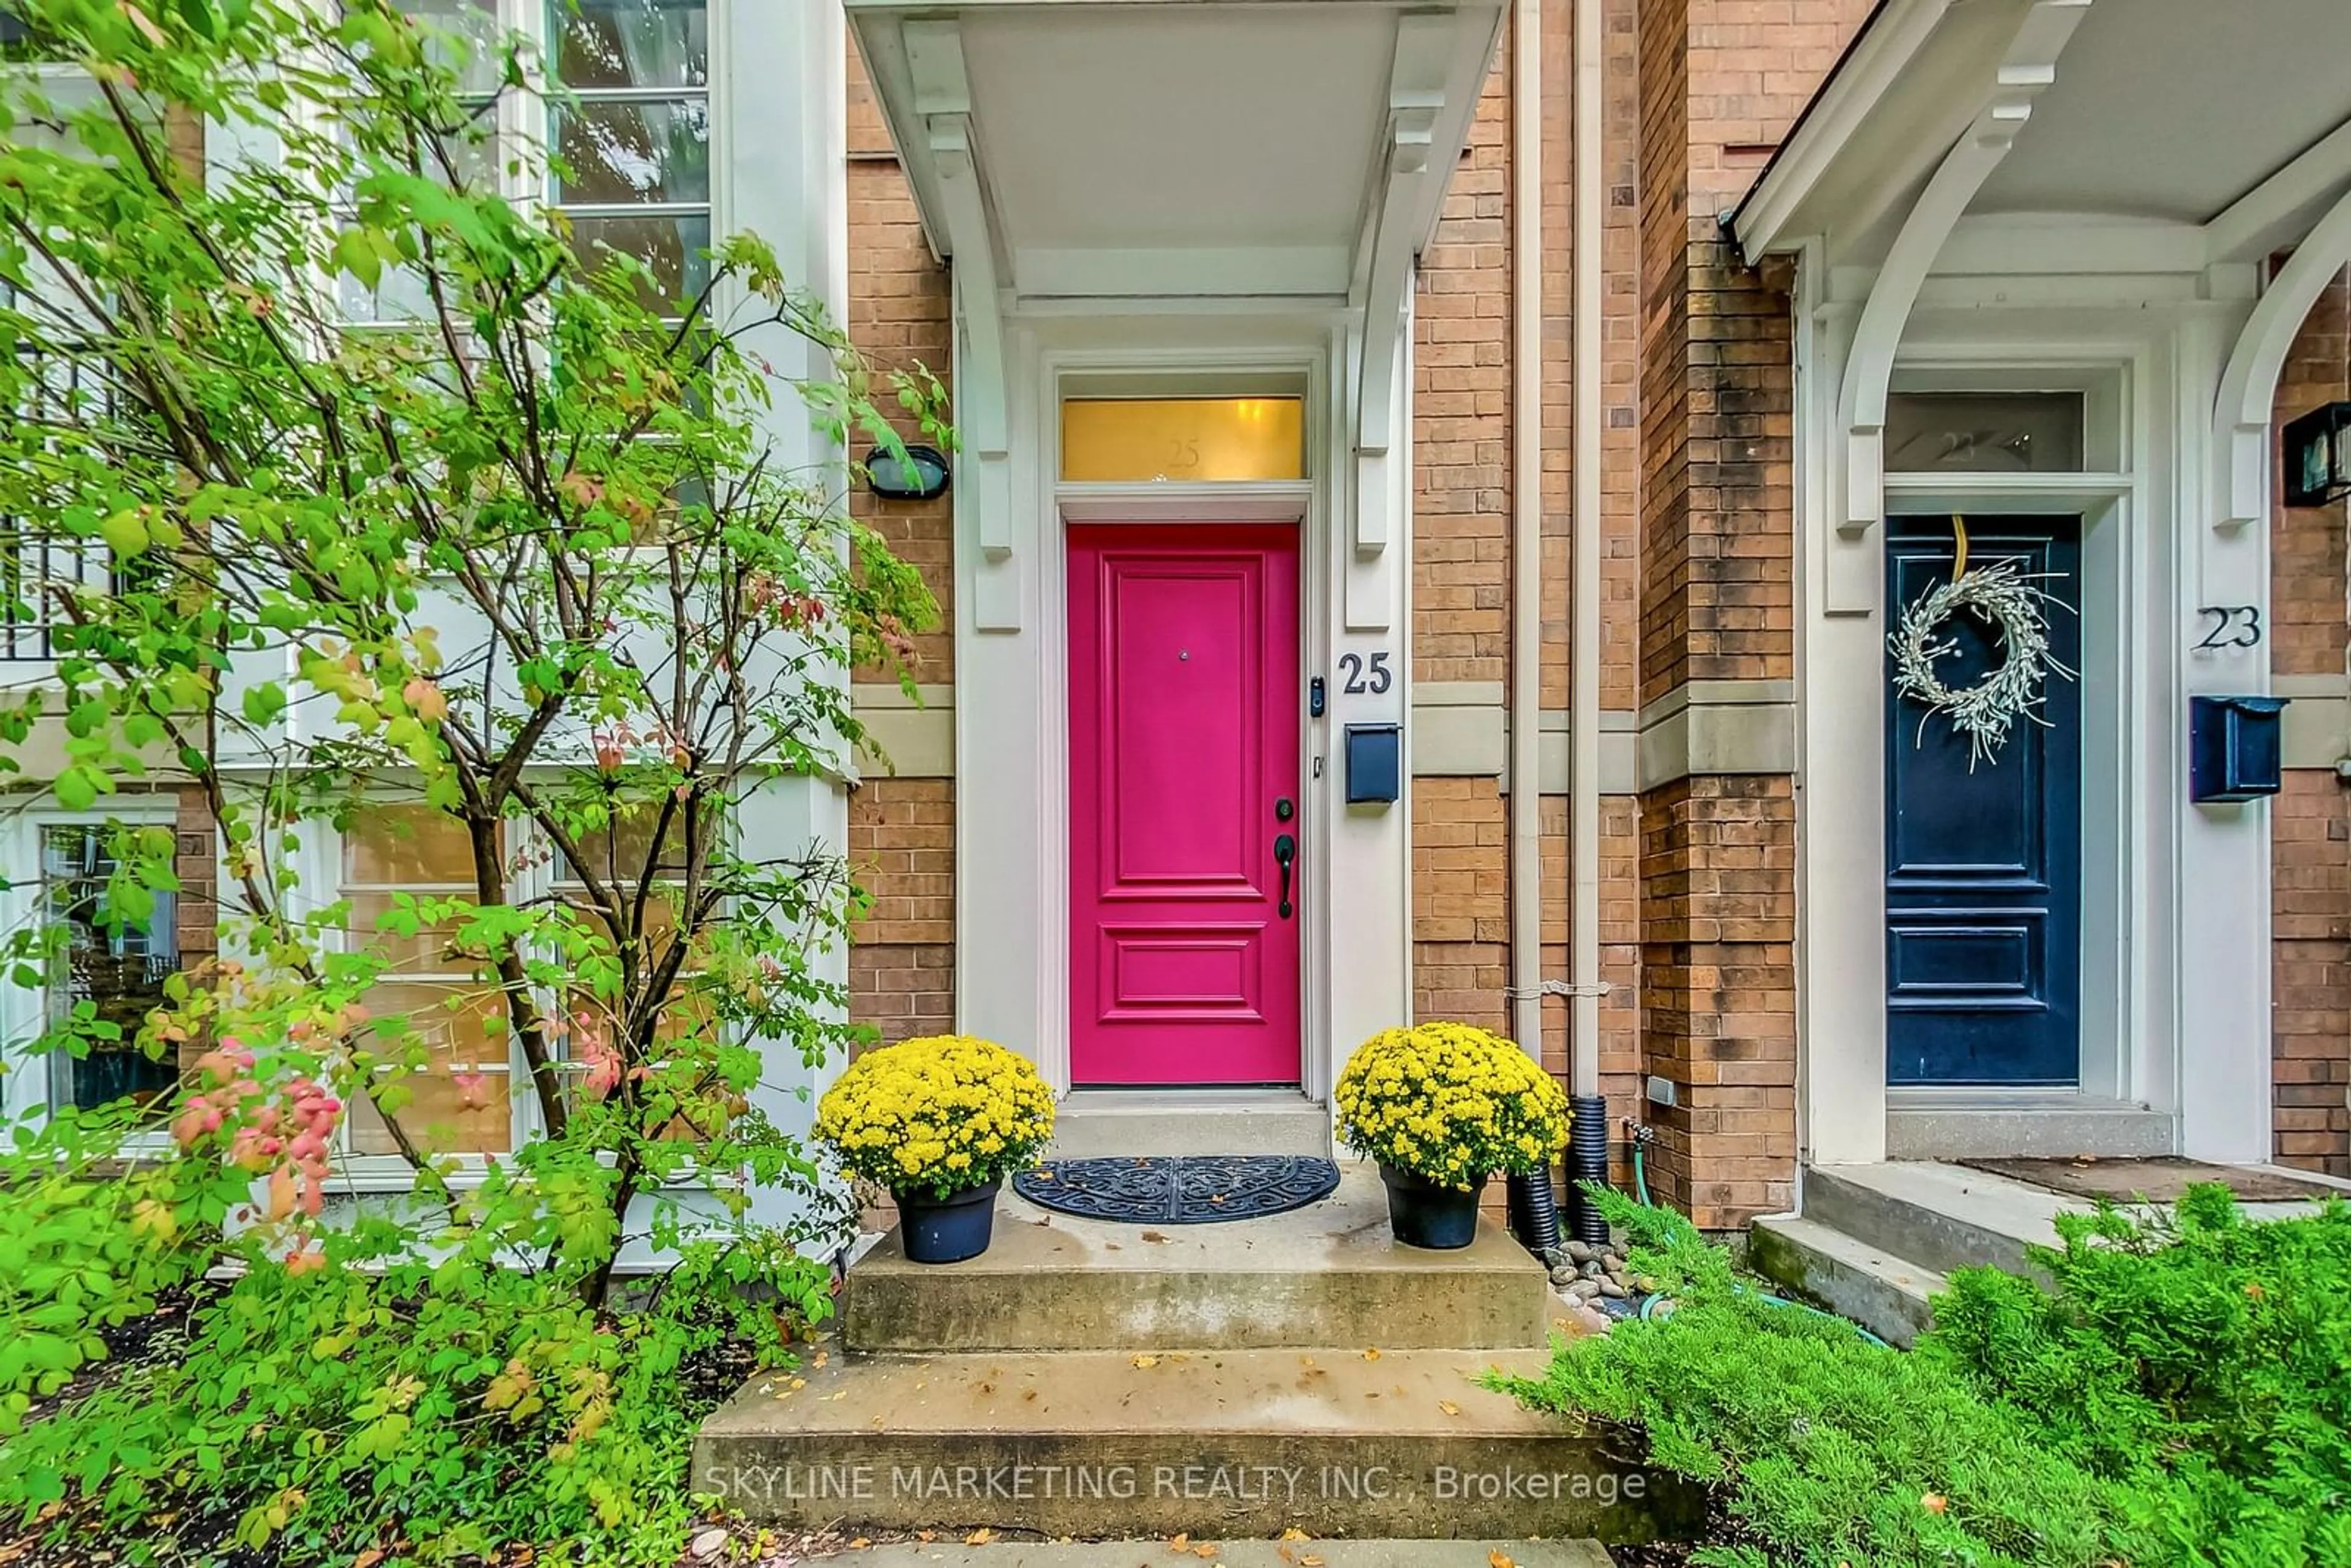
[1060,397,1307,483]
[1884,392,2087,475]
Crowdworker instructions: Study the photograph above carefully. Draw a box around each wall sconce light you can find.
[2283,402,2351,508]
[864,444,951,503]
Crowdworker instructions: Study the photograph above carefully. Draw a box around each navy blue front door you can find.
[1884,516,2082,1086]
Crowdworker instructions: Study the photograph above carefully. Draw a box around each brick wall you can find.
[1412,45,1512,694]
[1636,776,1798,1223]
[1626,0,1861,1227]
[1410,34,1512,1048]
[845,42,957,1046]
[847,47,954,688]
[2270,266,2351,1177]
[847,779,956,1046]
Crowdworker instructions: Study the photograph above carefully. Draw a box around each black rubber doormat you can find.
[1959,1156,2342,1204]
[1013,1154,1341,1223]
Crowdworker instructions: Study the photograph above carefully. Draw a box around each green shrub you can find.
[1927,1185,2351,1566]
[4,1223,831,1566]
[1494,1185,2351,1568]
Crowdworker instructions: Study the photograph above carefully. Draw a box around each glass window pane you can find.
[345,890,475,972]
[564,211,710,313]
[350,983,511,1153]
[42,826,179,1115]
[1884,392,2085,474]
[552,98,709,206]
[392,0,506,96]
[342,804,481,886]
[550,0,707,92]
[1060,397,1308,482]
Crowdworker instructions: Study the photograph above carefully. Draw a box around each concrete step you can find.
[834,1542,1613,1567]
[1802,1162,2058,1280]
[847,1163,1549,1354]
[1051,1092,1332,1159]
[1884,1092,2173,1160]
[1747,1215,1948,1349]
[692,1346,1703,1543]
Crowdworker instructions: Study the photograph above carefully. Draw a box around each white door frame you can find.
[1794,287,2272,1165]
[953,311,1412,1105]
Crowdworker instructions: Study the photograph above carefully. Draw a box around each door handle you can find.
[1273,833,1297,921]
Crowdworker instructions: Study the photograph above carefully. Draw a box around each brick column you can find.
[1627,0,1868,1229]
[2270,266,2351,1179]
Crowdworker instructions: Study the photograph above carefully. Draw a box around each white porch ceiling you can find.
[845,0,1505,302]
[1732,0,2351,268]
[1972,0,2351,227]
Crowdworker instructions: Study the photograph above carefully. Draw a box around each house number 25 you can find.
[1338,651,1395,695]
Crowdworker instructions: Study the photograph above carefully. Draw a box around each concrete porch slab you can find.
[692,1344,1700,1541]
[847,1161,1548,1354]
[831,1542,1613,1567]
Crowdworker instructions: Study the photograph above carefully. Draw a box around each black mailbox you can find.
[2190,696,2289,803]
[1344,722,1401,805]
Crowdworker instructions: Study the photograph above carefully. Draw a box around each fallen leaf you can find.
[1490,1553,1518,1568]
[1439,1400,1463,1417]
[1921,1493,1948,1515]
[1280,1530,1310,1542]
[966,1528,995,1545]
[1278,1548,1297,1564]
[1168,1536,1191,1553]
[1362,1347,1382,1361]
[1299,1355,1318,1368]
[917,1531,936,1543]
[1302,1556,1325,1567]
[1133,1354,1161,1369]
[353,1552,385,1568]
[1141,1230,1172,1243]
[1194,1548,1220,1561]
[849,1539,869,1550]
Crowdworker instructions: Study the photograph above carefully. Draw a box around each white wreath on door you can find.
[1888,519,2074,768]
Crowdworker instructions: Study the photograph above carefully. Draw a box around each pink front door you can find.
[1068,525,1302,1086]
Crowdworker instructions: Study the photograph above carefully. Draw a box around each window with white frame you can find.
[546,0,710,318]
[337,804,518,1155]
[37,822,179,1117]
[338,0,511,326]
[1,341,126,662]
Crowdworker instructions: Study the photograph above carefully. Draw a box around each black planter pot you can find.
[894,1175,1001,1264]
[1378,1163,1487,1250]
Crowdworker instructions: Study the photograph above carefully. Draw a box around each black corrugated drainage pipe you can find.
[1562,1093,1611,1245]
[1506,1169,1561,1255]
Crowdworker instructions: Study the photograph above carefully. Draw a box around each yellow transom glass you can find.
[1060,397,1305,483]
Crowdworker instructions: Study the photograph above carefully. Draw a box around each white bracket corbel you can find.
[1826,0,2092,614]
[2209,182,2351,576]
[904,21,1019,628]
[1353,13,1452,570]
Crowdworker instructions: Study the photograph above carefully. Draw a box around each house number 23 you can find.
[2195,606,2262,650]
[1338,651,1395,695]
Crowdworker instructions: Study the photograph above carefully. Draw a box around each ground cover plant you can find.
[1496,1185,2351,1567]
[0,0,943,1561]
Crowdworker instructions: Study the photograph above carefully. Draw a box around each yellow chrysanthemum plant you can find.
[814,1035,1057,1202]
[1334,1022,1572,1192]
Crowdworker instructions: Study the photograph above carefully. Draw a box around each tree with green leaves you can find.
[0,5,941,1549]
